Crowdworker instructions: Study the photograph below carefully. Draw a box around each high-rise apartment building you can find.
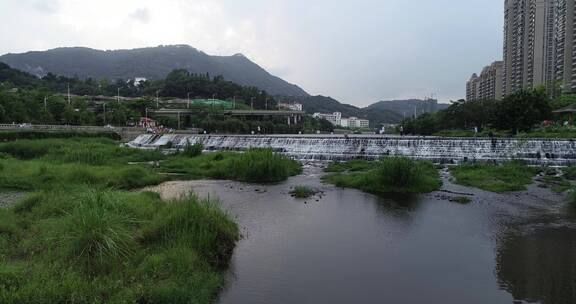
[466,61,504,101]
[501,0,576,96]
[503,0,556,96]
[554,0,576,93]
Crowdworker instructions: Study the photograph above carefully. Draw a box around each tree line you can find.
[0,63,281,125]
[401,88,575,135]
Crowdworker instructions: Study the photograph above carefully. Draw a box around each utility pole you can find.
[177,111,181,130]
[117,88,120,103]
[67,83,71,105]
[103,102,107,125]
[265,97,268,110]
[43,97,47,111]
[251,97,255,110]
[233,96,236,110]
[187,92,191,109]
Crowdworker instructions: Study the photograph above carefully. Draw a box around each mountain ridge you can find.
[0,45,309,97]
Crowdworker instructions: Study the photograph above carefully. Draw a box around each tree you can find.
[551,93,576,110]
[493,89,551,133]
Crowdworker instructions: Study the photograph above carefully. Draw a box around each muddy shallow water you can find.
[146,164,575,304]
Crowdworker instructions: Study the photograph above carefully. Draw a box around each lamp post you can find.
[156,90,160,109]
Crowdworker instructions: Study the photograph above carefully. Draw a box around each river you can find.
[146,164,576,304]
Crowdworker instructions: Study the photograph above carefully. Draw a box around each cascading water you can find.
[128,134,576,165]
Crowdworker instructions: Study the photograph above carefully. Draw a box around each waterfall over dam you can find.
[129,134,576,165]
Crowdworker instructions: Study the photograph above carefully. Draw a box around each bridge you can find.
[0,124,145,141]
[149,109,306,125]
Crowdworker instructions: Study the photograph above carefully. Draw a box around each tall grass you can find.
[323,157,441,194]
[0,138,165,164]
[0,159,165,191]
[41,190,137,273]
[160,149,301,183]
[227,149,301,183]
[1,188,239,303]
[142,193,239,267]
[0,131,120,142]
[325,159,372,173]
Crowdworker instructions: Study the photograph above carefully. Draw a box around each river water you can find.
[146,164,576,304]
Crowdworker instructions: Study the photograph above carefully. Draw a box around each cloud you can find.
[0,0,504,106]
[31,0,59,13]
[130,8,151,24]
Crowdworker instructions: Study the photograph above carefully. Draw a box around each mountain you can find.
[365,99,449,119]
[0,45,309,97]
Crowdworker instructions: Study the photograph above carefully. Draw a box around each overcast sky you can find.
[0,0,503,106]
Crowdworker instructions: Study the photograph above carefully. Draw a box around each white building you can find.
[313,112,369,128]
[313,112,342,126]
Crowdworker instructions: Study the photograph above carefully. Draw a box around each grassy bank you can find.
[450,162,538,193]
[323,157,441,194]
[0,131,120,142]
[0,138,301,187]
[0,138,166,191]
[0,189,239,303]
[0,137,259,302]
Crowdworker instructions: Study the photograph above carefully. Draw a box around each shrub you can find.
[182,142,203,157]
[564,166,576,180]
[290,186,317,198]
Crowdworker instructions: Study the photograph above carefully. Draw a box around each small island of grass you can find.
[290,186,317,198]
[450,162,538,193]
[323,157,442,194]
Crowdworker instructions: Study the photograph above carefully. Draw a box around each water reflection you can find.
[496,227,576,304]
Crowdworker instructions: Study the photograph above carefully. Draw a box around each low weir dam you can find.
[129,134,576,165]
